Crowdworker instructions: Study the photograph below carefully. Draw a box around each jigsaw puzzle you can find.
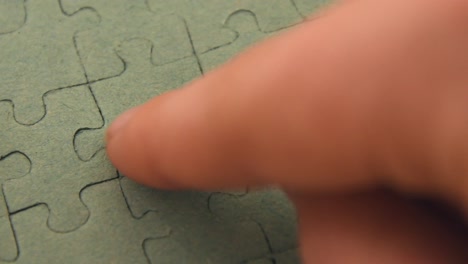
[0,151,30,261]
[61,0,194,82]
[1,86,116,233]
[74,38,201,160]
[0,0,331,263]
[8,179,170,263]
[209,189,298,255]
[146,0,302,54]
[199,10,288,72]
[0,0,98,125]
[120,176,270,263]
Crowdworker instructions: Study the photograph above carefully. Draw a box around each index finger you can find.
[105,0,468,202]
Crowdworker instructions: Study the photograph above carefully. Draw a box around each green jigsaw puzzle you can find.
[120,176,271,263]
[74,37,201,160]
[0,0,331,263]
[0,152,30,261]
[209,189,298,255]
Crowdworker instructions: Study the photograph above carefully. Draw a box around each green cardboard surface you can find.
[0,1,25,34]
[0,0,329,263]
[0,152,29,261]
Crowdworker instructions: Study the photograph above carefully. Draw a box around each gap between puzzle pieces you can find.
[0,0,99,125]
[1,85,116,234]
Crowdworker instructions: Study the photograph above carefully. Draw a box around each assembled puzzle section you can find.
[61,0,194,81]
[0,0,338,262]
[120,176,271,263]
[1,86,116,233]
[74,38,201,160]
[209,189,299,255]
[0,151,30,261]
[0,0,98,125]
[4,179,170,264]
[199,10,286,72]
[146,0,302,54]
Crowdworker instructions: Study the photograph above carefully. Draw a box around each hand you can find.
[105,0,468,262]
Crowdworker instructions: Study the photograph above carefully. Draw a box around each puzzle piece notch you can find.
[293,0,333,18]
[7,179,170,264]
[120,176,271,263]
[0,151,30,261]
[209,188,299,253]
[74,38,201,160]
[61,0,194,81]
[200,10,285,72]
[1,85,116,233]
[147,0,302,54]
[0,0,98,125]
[0,0,26,34]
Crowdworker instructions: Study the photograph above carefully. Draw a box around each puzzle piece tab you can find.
[1,86,116,233]
[147,0,302,54]
[0,0,98,124]
[74,38,201,160]
[200,10,286,72]
[5,179,169,264]
[0,151,30,261]
[0,0,26,34]
[209,188,299,254]
[61,0,193,81]
[120,177,270,263]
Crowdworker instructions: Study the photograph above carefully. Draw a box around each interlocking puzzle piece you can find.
[200,10,287,73]
[209,188,299,254]
[0,0,26,34]
[120,176,271,263]
[0,0,98,125]
[248,249,302,264]
[5,179,170,264]
[1,85,116,233]
[61,0,193,81]
[146,0,302,54]
[74,38,201,160]
[0,151,30,261]
[293,0,332,18]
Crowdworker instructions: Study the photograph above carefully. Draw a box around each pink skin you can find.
[106,0,468,262]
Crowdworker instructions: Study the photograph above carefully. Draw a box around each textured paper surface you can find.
[0,0,329,263]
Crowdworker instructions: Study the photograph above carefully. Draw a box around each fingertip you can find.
[105,106,140,146]
[104,98,178,189]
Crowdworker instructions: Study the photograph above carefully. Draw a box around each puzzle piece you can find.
[4,179,169,263]
[0,0,26,34]
[200,10,287,73]
[209,188,299,254]
[120,176,270,263]
[74,38,201,160]
[61,0,193,81]
[248,249,302,264]
[1,85,116,233]
[0,0,98,125]
[0,151,30,261]
[146,0,302,54]
[293,0,333,18]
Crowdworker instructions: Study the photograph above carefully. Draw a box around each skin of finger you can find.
[291,191,468,264]
[106,0,468,197]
